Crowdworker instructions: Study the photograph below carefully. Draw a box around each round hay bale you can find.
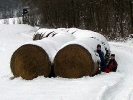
[10,44,51,80]
[54,44,99,78]
[73,29,111,67]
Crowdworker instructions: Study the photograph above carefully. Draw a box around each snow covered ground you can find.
[0,23,133,100]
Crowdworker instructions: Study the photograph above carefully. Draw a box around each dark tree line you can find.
[0,0,22,18]
[1,0,133,40]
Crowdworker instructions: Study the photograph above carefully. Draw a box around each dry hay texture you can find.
[54,44,99,78]
[10,44,51,80]
[33,33,44,40]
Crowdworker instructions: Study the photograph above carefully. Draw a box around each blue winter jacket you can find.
[97,50,107,71]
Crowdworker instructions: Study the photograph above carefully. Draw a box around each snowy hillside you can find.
[0,23,133,100]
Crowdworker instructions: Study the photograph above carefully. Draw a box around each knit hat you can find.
[111,54,115,57]
[97,44,101,48]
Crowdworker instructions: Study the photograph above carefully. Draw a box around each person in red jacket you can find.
[105,54,118,73]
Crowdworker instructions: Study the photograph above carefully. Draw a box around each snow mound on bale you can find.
[25,31,75,62]
[60,37,101,62]
[73,29,110,50]
[55,28,110,51]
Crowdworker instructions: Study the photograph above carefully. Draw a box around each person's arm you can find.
[113,60,118,67]
[101,51,104,56]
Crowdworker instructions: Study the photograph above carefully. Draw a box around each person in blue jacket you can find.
[96,44,107,72]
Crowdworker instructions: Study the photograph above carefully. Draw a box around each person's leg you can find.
[101,63,105,72]
[112,67,117,72]
[101,61,107,72]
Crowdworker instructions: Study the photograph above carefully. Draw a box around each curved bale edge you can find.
[73,30,110,61]
[10,44,51,80]
[54,44,99,78]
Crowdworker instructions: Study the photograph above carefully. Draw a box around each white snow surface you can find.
[0,22,133,99]
[52,28,110,50]
[25,31,75,62]
[73,29,110,50]
[0,17,23,24]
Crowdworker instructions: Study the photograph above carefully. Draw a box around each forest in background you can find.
[0,0,133,40]
[0,0,22,18]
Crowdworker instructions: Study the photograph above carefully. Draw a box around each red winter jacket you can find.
[105,59,118,73]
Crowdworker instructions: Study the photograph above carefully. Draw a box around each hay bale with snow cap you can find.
[73,29,111,63]
[10,44,51,80]
[33,28,75,40]
[54,38,101,78]
[10,31,75,80]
